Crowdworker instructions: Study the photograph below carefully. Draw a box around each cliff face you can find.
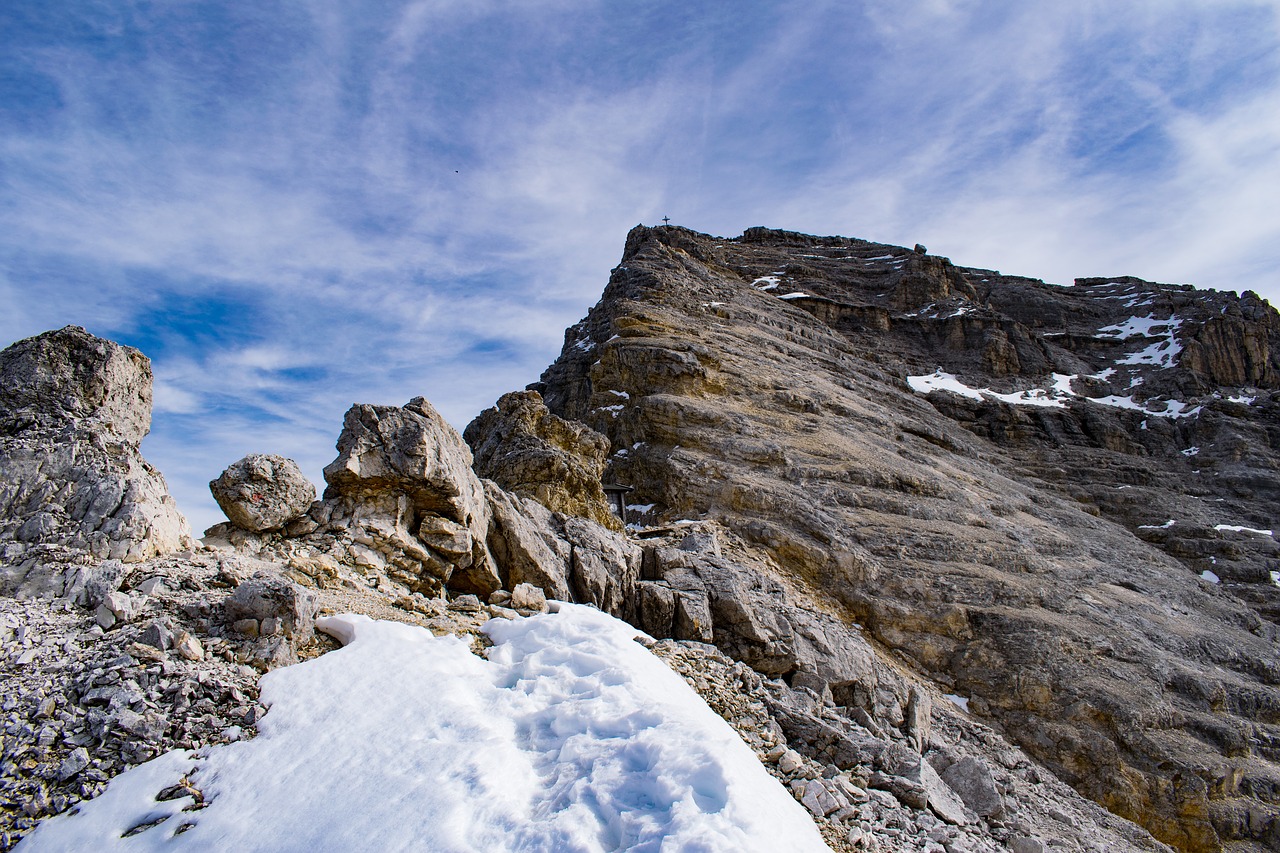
[532,225,1280,852]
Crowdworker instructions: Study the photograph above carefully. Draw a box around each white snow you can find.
[1272,571,1280,588]
[18,605,827,853]
[942,694,970,713]
[751,276,781,290]
[1214,524,1275,536]
[1200,570,1221,584]
[1095,314,1178,340]
[607,389,631,400]
[1095,314,1184,368]
[571,338,596,353]
[1116,337,1183,368]
[626,503,656,514]
[1228,394,1257,405]
[778,292,812,300]
[905,370,1064,407]
[1138,520,1176,529]
[907,370,984,401]
[1181,447,1200,456]
[906,369,1203,419]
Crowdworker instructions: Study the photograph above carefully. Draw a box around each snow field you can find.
[18,605,828,853]
[907,370,1204,419]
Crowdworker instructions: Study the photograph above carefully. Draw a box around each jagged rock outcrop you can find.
[0,327,189,584]
[2,320,1179,853]
[210,454,315,533]
[533,224,1280,852]
[465,389,622,531]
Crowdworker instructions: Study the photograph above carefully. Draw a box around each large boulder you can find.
[464,390,622,531]
[312,397,499,597]
[0,327,190,574]
[210,454,315,532]
[324,397,487,530]
[0,325,151,445]
[482,481,572,601]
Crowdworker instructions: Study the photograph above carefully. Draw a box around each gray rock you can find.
[0,328,190,564]
[1008,838,1044,853]
[636,581,676,637]
[560,515,642,619]
[918,759,970,826]
[54,747,89,782]
[210,454,315,532]
[482,482,572,601]
[0,326,151,445]
[323,397,488,531]
[223,573,318,643]
[939,756,1002,817]
[464,389,621,531]
[138,621,174,651]
[64,560,126,609]
[509,583,547,613]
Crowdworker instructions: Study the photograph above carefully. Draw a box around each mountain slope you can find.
[531,225,1280,852]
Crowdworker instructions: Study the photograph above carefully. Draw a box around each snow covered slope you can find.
[16,604,828,852]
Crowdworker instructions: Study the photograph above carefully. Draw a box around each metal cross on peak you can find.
[662,216,671,225]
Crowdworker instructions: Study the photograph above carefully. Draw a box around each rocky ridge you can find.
[0,322,1175,852]
[531,225,1280,851]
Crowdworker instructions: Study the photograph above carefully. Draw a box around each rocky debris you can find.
[0,554,269,850]
[209,455,315,533]
[0,328,190,571]
[651,638,1169,853]
[534,224,1280,851]
[465,389,622,531]
[222,572,319,666]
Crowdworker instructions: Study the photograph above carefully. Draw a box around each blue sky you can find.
[3,0,1279,533]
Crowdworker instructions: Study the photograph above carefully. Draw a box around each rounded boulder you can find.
[210,454,315,532]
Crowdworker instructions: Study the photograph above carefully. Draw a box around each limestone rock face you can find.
[210,454,315,532]
[534,224,1280,852]
[0,327,189,577]
[0,325,152,445]
[324,397,487,529]
[465,390,621,531]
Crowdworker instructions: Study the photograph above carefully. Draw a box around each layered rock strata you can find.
[532,225,1280,852]
[3,319,1175,853]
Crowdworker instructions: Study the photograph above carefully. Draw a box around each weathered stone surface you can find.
[560,515,642,619]
[0,325,151,445]
[210,454,315,532]
[938,755,1003,818]
[465,389,621,531]
[223,572,318,643]
[482,482,572,601]
[509,582,548,613]
[323,397,487,530]
[534,224,1280,851]
[0,328,190,567]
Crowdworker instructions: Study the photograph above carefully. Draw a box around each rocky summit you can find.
[0,226,1277,853]
[531,225,1280,851]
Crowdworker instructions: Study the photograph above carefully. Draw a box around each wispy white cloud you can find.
[3,0,1279,529]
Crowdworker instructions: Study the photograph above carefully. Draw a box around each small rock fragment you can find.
[174,632,204,662]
